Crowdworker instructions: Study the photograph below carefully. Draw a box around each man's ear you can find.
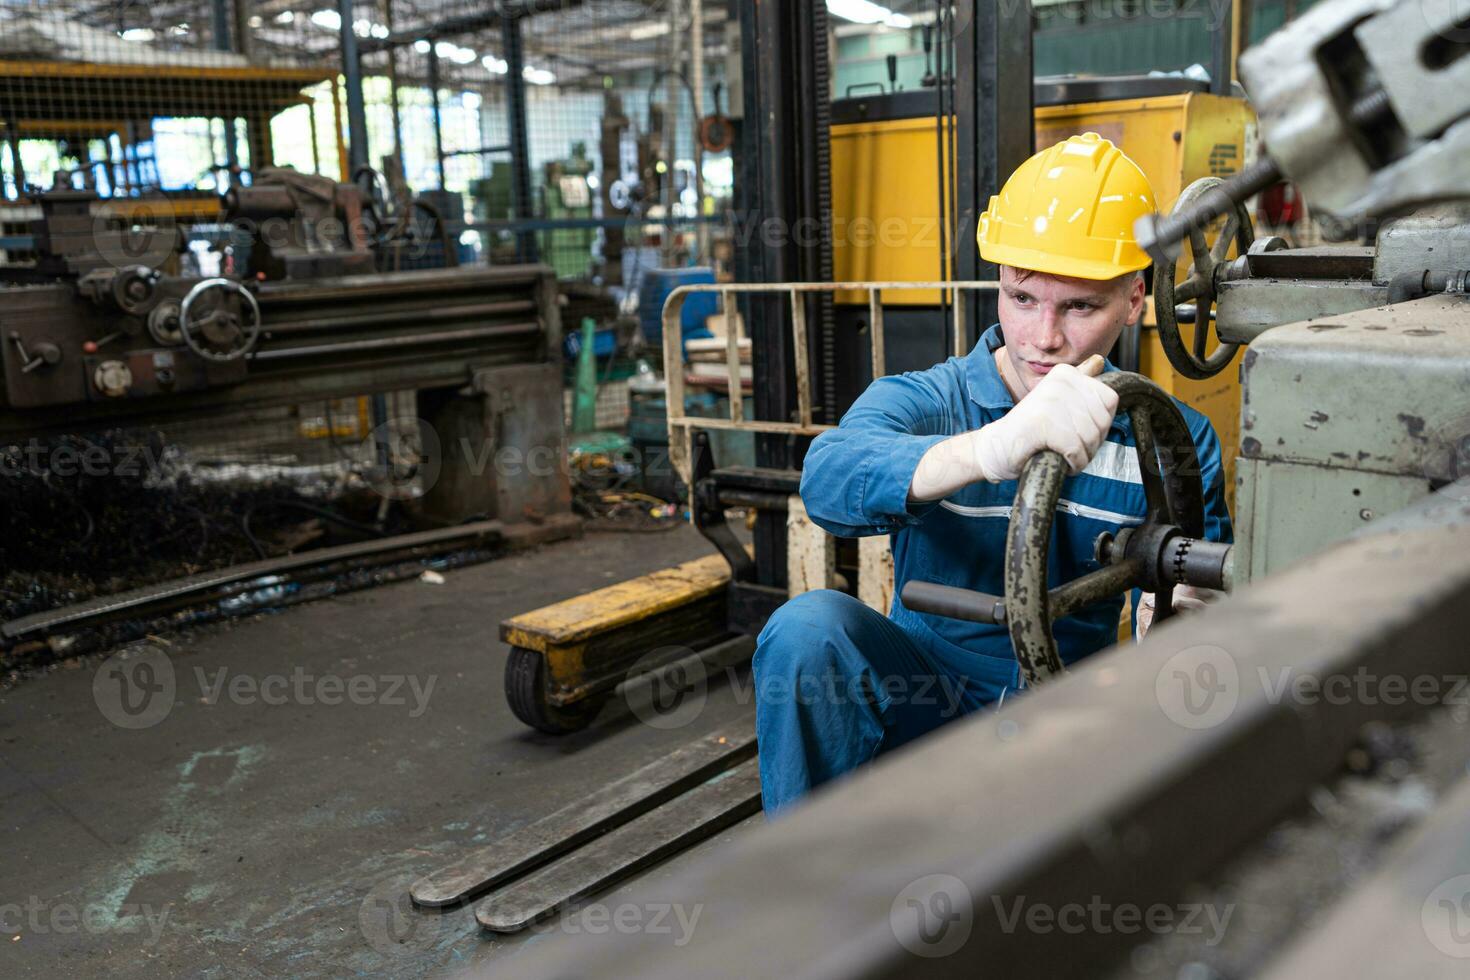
[1127,270,1147,324]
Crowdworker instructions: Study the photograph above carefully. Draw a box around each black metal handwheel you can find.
[901,372,1233,686]
[504,646,606,734]
[1153,176,1254,380]
[178,278,262,362]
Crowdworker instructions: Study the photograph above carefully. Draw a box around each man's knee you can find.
[754,590,871,690]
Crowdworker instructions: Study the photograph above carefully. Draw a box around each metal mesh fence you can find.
[1,1,731,630]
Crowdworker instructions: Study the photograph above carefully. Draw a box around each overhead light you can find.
[414,39,430,53]
[274,10,295,24]
[435,41,478,65]
[825,0,912,29]
[523,66,556,85]
[119,27,155,42]
[629,21,670,41]
[481,54,508,74]
[169,23,190,35]
[309,9,341,30]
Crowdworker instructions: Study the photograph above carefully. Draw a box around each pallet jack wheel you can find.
[504,646,605,734]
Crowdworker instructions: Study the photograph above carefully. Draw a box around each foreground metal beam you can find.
[504,483,1470,978]
[1256,778,1470,978]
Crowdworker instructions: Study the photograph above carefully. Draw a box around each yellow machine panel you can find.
[830,115,952,305]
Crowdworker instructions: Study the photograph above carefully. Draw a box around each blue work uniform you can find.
[752,323,1233,814]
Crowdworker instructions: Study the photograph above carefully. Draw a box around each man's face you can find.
[996,265,1145,395]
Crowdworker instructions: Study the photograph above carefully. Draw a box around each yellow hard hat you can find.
[977,132,1157,280]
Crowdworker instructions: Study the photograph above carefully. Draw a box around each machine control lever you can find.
[10,333,61,374]
[901,581,1007,625]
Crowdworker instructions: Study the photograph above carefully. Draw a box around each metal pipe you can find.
[502,14,538,262]
[248,322,541,361]
[443,145,513,158]
[427,43,447,189]
[339,0,371,174]
[1210,0,1233,95]
[212,0,233,52]
[384,0,406,185]
[3,118,25,199]
[1049,560,1143,620]
[249,300,538,335]
[661,0,682,267]
[716,490,789,511]
[691,0,709,263]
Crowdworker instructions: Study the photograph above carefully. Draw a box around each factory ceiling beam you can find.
[358,0,586,52]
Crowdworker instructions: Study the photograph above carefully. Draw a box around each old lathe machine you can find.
[0,168,573,532]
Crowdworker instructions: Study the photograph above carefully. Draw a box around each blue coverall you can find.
[753,324,1233,814]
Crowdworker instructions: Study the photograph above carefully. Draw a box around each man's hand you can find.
[910,354,1119,502]
[973,354,1119,480]
[1135,585,1221,640]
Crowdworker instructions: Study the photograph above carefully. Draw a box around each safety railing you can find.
[660,280,999,485]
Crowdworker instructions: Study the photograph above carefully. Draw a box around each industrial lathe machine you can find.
[0,168,573,530]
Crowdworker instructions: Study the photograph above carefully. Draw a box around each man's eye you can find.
[1012,293,1033,304]
[1069,302,1096,312]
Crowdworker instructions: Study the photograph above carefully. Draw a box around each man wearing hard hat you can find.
[753,133,1233,814]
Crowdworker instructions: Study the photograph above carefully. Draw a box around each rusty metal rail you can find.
[659,281,999,484]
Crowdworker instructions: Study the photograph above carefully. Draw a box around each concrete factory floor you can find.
[0,526,759,978]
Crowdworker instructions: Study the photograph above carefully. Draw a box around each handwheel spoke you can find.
[1187,224,1212,273]
[1173,276,1203,303]
[1050,560,1145,621]
[1211,213,1240,262]
[1192,311,1212,359]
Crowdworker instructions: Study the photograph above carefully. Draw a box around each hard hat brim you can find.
[981,241,1151,282]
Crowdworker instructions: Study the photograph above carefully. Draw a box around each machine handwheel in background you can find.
[178,277,262,362]
[504,646,607,735]
[1153,176,1254,380]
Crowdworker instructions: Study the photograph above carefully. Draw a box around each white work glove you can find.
[1135,585,1221,640]
[910,354,1119,501]
[971,355,1119,480]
